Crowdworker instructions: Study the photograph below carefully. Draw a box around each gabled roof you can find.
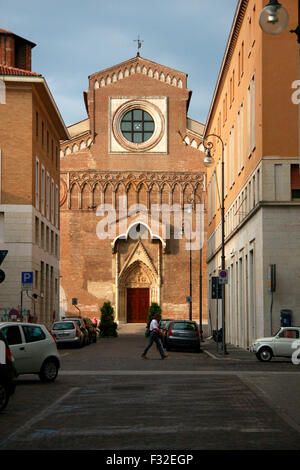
[89,55,187,80]
[0,64,41,77]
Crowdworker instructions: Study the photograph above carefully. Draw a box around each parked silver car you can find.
[51,320,85,348]
[251,326,300,362]
[0,322,60,382]
[164,320,201,352]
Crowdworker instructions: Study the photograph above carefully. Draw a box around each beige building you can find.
[205,0,300,348]
[0,29,68,325]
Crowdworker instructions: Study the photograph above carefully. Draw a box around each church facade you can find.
[60,55,208,325]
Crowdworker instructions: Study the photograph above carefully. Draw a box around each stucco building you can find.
[60,55,208,324]
[205,0,300,348]
[0,28,68,325]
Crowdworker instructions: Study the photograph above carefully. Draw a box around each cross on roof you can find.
[134,35,144,57]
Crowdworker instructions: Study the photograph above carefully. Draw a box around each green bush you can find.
[99,301,118,337]
[146,302,162,327]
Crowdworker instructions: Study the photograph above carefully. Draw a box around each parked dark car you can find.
[164,320,201,352]
[158,319,174,346]
[0,330,17,412]
[83,318,97,343]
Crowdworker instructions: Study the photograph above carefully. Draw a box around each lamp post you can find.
[201,133,228,355]
[187,193,204,341]
[182,219,192,321]
[259,0,300,169]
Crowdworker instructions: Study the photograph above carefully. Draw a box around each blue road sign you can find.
[22,272,33,284]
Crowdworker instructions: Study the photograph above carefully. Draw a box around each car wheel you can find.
[257,347,273,362]
[0,383,9,412]
[39,359,58,382]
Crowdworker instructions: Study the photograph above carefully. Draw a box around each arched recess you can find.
[70,183,80,209]
[81,183,91,210]
[117,259,159,323]
[113,223,165,322]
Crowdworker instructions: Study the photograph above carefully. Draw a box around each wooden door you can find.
[127,288,150,323]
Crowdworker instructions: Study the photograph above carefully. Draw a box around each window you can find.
[291,164,300,199]
[41,165,45,215]
[120,109,155,143]
[36,112,39,138]
[46,172,50,219]
[22,325,46,343]
[35,158,40,209]
[35,216,39,245]
[2,325,22,345]
[237,102,244,172]
[51,178,54,224]
[41,222,45,249]
[248,75,256,156]
[47,130,49,155]
[224,143,228,196]
[42,122,44,147]
[55,146,58,170]
[55,184,59,227]
[51,139,54,162]
[229,126,235,187]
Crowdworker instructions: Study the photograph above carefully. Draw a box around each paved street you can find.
[0,324,300,450]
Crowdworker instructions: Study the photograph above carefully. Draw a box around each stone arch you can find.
[94,80,99,89]
[70,183,80,209]
[100,78,105,87]
[72,143,78,153]
[81,182,91,210]
[92,182,103,207]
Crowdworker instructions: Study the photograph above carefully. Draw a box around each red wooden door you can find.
[127,288,150,323]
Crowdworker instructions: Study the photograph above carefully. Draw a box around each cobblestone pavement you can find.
[0,324,299,450]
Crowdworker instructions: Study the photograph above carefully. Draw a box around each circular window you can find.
[112,100,165,152]
[121,109,155,143]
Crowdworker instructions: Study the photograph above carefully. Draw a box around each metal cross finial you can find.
[134,34,144,57]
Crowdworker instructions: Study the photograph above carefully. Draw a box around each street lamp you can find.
[187,192,204,341]
[201,133,228,355]
[259,1,300,169]
[182,219,192,321]
[259,0,289,34]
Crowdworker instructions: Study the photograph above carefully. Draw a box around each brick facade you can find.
[60,56,208,325]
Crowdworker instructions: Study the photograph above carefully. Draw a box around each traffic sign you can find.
[218,269,228,285]
[72,298,78,305]
[22,271,33,291]
[0,269,5,284]
[9,309,19,320]
[0,250,8,265]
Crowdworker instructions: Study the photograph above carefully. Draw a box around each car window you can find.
[278,329,299,339]
[53,322,75,330]
[22,325,46,343]
[172,323,197,331]
[1,325,22,345]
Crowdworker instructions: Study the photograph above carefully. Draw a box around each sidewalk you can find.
[202,337,256,361]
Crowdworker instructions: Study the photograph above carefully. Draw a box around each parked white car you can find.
[250,326,300,362]
[0,322,60,381]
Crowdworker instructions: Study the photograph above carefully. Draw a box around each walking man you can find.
[141,313,168,359]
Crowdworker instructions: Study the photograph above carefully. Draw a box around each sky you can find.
[1,0,238,127]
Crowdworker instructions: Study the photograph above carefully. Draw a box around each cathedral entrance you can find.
[126,288,149,323]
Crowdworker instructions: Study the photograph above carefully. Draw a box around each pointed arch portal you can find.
[113,223,162,323]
